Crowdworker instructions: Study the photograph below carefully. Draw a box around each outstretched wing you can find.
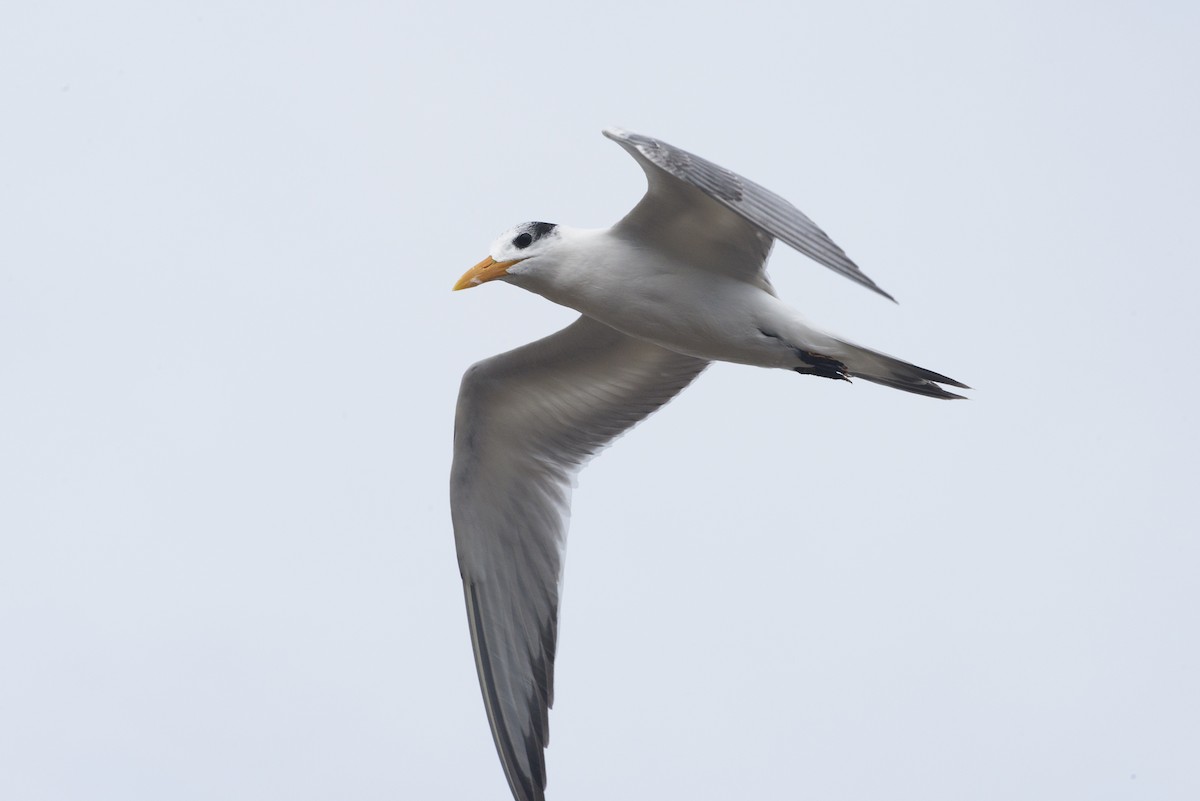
[451,315,708,801]
[605,127,895,302]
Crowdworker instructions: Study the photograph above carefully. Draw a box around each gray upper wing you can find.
[452,316,708,801]
[604,127,895,302]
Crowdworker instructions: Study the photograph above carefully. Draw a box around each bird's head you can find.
[453,221,562,292]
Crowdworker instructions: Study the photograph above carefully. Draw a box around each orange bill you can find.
[453,256,523,291]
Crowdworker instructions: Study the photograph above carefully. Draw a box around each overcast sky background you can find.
[3,2,1198,800]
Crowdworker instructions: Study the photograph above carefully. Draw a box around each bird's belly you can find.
[568,273,798,368]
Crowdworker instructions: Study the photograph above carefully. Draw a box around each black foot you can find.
[758,328,850,382]
[794,349,849,381]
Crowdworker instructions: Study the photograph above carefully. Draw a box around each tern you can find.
[451,128,967,801]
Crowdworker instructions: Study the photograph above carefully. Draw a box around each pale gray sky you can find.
[2,2,1198,800]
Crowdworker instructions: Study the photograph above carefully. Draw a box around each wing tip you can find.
[844,268,896,303]
[873,282,898,303]
[465,581,549,801]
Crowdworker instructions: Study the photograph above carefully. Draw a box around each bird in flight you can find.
[451,128,967,801]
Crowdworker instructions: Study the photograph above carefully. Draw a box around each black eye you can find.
[513,232,533,249]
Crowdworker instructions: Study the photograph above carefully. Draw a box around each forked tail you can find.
[797,337,969,400]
